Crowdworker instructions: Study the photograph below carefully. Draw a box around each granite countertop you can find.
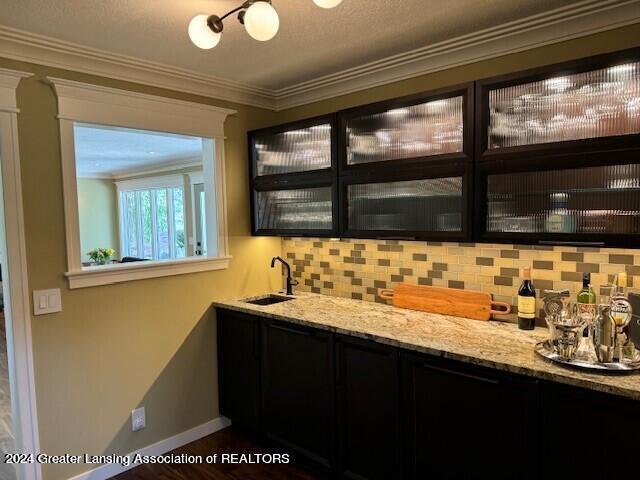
[213,292,640,401]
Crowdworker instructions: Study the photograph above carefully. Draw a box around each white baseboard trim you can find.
[67,416,232,480]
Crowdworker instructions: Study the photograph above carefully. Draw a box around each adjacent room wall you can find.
[77,178,119,262]
[0,57,281,480]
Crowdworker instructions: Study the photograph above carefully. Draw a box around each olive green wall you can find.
[0,57,281,480]
[1,21,639,480]
[77,178,119,262]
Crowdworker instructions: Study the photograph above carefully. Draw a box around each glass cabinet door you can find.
[487,61,640,150]
[251,119,333,177]
[345,176,465,235]
[485,163,640,236]
[344,95,466,166]
[255,186,334,233]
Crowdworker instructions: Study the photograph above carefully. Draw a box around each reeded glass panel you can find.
[256,187,333,231]
[486,164,640,234]
[254,124,332,176]
[489,62,640,148]
[346,96,464,165]
[348,177,463,231]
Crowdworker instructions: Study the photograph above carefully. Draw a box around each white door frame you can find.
[0,67,41,480]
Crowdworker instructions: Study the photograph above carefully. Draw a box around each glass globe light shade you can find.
[313,0,343,8]
[188,14,221,49]
[244,2,280,42]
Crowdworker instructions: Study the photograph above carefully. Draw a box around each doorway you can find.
[0,69,40,480]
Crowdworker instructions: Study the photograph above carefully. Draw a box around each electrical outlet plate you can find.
[131,407,146,432]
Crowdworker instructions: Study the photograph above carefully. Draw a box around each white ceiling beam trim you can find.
[1,0,639,112]
[47,77,235,139]
[0,67,32,112]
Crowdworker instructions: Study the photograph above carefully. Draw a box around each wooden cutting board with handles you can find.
[378,283,511,321]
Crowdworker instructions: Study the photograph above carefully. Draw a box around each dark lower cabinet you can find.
[402,353,539,480]
[217,308,640,480]
[541,383,640,478]
[335,335,401,480]
[217,310,261,429]
[261,320,335,472]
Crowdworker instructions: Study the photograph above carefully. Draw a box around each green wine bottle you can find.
[577,272,597,337]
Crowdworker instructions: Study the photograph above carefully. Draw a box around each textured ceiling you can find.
[1,0,587,90]
[74,124,202,177]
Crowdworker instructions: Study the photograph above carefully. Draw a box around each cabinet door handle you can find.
[422,363,500,385]
[270,323,312,336]
[539,241,605,247]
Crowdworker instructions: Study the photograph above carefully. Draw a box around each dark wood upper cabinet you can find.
[249,115,339,236]
[475,47,640,161]
[249,114,337,180]
[340,161,473,241]
[338,83,474,174]
[475,151,640,247]
[336,84,474,241]
[248,48,640,244]
[474,48,640,247]
[250,173,340,237]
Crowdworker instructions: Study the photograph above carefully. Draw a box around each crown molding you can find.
[0,25,276,110]
[1,0,639,112]
[273,0,640,110]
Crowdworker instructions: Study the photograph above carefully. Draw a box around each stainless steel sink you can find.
[244,295,294,306]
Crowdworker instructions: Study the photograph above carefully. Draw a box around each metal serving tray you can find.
[535,340,640,373]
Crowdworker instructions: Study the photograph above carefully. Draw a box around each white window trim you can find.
[49,77,236,289]
[115,174,184,192]
[0,67,41,480]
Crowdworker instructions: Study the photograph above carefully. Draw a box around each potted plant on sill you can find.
[87,247,116,266]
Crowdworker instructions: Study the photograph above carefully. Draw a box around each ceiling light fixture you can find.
[188,0,343,49]
[313,0,344,8]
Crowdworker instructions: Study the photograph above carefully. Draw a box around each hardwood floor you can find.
[113,426,318,480]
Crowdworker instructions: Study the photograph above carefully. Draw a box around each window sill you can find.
[65,255,231,289]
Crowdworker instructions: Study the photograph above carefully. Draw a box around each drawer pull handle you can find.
[422,363,500,385]
[270,323,312,336]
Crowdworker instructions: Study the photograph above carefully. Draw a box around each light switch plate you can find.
[33,288,62,315]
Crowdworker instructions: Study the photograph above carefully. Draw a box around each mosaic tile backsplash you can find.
[282,238,640,324]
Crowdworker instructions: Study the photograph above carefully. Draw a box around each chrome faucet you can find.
[271,256,298,296]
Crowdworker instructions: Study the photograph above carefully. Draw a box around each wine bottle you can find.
[611,273,632,327]
[577,272,597,337]
[518,267,536,330]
